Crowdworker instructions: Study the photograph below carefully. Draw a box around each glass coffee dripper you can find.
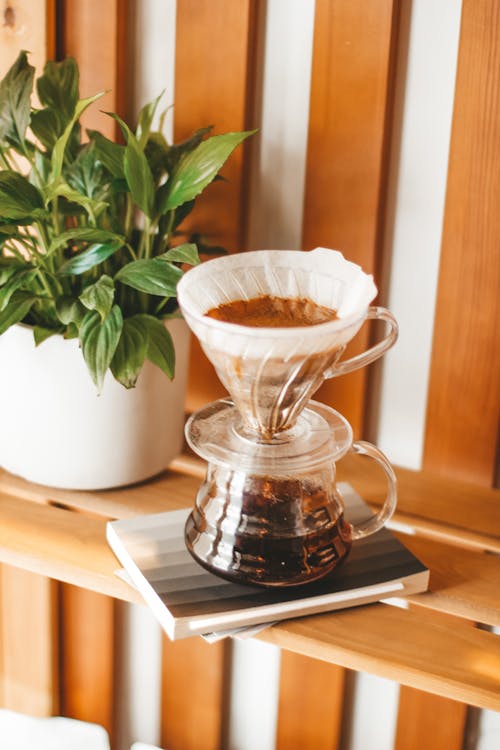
[177,248,399,586]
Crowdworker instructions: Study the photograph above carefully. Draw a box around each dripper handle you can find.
[346,440,397,540]
[326,306,398,378]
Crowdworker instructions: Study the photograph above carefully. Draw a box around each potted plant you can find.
[0,51,254,489]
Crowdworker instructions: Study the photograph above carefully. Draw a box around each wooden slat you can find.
[401,535,500,628]
[174,0,258,413]
[0,0,57,724]
[276,653,345,750]
[58,0,127,138]
[423,0,500,486]
[0,493,142,602]
[0,0,55,77]
[394,612,468,750]
[399,1,500,745]
[0,566,58,716]
[258,603,500,712]
[302,0,400,435]
[161,637,228,750]
[59,585,115,738]
[394,684,467,750]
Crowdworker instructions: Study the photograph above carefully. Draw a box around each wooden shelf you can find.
[0,457,499,712]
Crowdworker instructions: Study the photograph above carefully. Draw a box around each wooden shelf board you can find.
[0,457,499,711]
[258,603,500,712]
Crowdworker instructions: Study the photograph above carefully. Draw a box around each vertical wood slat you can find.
[0,0,55,78]
[277,4,400,748]
[276,653,345,750]
[161,637,228,750]
[0,0,57,722]
[55,2,126,734]
[394,612,468,750]
[302,0,400,436]
[0,566,58,716]
[423,0,500,486]
[58,586,115,738]
[397,1,500,749]
[174,0,259,413]
[58,0,127,138]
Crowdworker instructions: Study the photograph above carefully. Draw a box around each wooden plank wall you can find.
[397,1,500,749]
[1,1,499,750]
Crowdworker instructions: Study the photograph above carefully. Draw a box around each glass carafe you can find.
[184,400,397,586]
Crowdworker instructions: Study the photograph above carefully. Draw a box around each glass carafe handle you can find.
[346,440,397,540]
[326,306,398,378]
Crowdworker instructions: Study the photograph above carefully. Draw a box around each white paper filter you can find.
[177,248,378,360]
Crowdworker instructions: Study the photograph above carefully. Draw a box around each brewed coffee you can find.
[185,473,352,586]
[206,295,339,328]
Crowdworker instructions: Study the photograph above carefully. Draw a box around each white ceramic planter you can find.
[0,319,190,490]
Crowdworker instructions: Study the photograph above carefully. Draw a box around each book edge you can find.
[106,523,177,640]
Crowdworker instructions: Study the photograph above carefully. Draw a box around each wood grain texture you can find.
[423,0,500,485]
[303,0,399,434]
[0,0,55,77]
[174,0,258,412]
[161,636,228,750]
[259,602,500,712]
[394,685,467,750]
[276,652,345,750]
[394,611,469,750]
[59,584,115,737]
[402,2,500,744]
[402,0,500,750]
[402,535,500,627]
[0,464,499,713]
[58,0,127,138]
[0,566,58,716]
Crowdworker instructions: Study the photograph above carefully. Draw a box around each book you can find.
[106,483,429,640]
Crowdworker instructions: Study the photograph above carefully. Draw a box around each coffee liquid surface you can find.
[206,295,338,328]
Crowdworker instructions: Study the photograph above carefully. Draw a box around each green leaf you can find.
[79,275,115,320]
[163,126,213,173]
[107,112,155,217]
[87,130,125,179]
[0,268,37,311]
[48,227,124,255]
[36,57,79,120]
[136,91,164,148]
[30,107,67,151]
[124,137,155,217]
[0,171,44,219]
[55,296,86,326]
[33,325,60,346]
[58,241,122,276]
[80,306,123,391]
[0,259,23,285]
[46,182,108,220]
[0,50,35,148]
[115,258,182,296]
[0,292,36,334]
[110,316,149,388]
[50,91,105,183]
[160,129,256,212]
[136,314,175,379]
[161,243,200,266]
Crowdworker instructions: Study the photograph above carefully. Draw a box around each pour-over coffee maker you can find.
[177,248,399,587]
